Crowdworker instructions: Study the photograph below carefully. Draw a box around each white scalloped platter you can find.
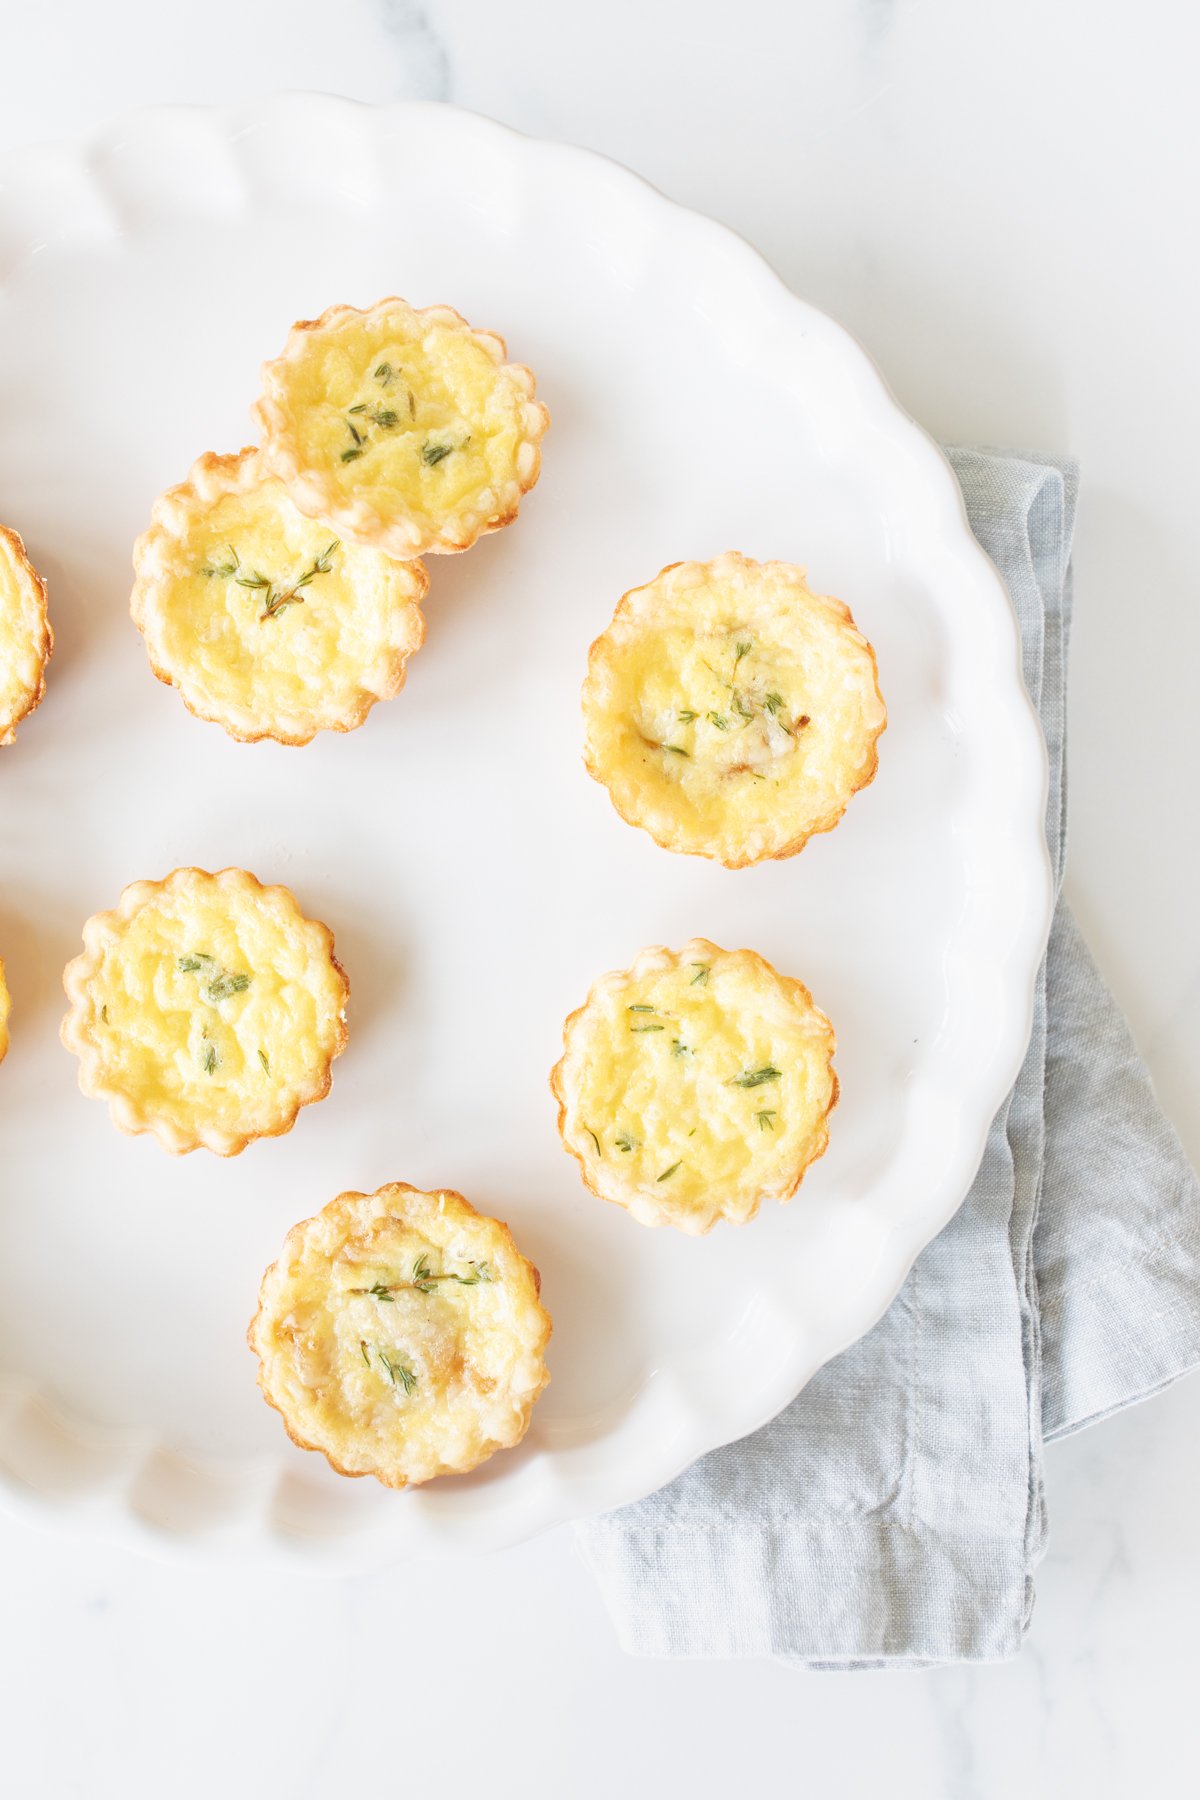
[0,97,1050,1565]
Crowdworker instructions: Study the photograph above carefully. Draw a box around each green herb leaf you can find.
[671,1039,692,1058]
[377,1350,417,1394]
[734,640,752,667]
[421,440,454,466]
[677,710,698,724]
[657,1161,682,1182]
[731,1066,781,1089]
[690,965,710,986]
[368,1282,395,1304]
[630,1023,665,1033]
[201,545,240,579]
[615,1132,638,1153]
[707,712,729,731]
[627,1004,656,1013]
[258,1049,270,1075]
[341,446,364,463]
[374,362,394,384]
[756,1110,776,1130]
[202,1042,217,1076]
[585,1126,601,1155]
[360,1339,371,1367]
[660,744,689,757]
[205,971,251,1002]
[372,408,399,429]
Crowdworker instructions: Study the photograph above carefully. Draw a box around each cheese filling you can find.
[281,320,529,532]
[561,952,835,1223]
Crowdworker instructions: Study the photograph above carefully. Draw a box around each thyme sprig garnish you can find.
[201,540,339,621]
[670,635,810,751]
[178,953,252,1004]
[350,1256,494,1299]
[363,1341,418,1394]
[730,1066,781,1089]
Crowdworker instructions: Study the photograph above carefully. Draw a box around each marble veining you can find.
[378,0,452,101]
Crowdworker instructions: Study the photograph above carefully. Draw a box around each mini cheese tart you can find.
[551,938,837,1234]
[0,524,52,746]
[131,449,428,744]
[582,553,886,867]
[252,297,549,559]
[249,1182,552,1488]
[61,867,349,1156]
[0,957,10,1064]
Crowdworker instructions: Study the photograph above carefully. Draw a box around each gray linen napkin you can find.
[575,447,1200,1667]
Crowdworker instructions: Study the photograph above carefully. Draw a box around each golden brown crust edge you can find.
[60,865,350,1157]
[581,554,887,868]
[251,298,549,561]
[130,448,430,747]
[246,1182,553,1489]
[0,524,53,747]
[549,937,840,1235]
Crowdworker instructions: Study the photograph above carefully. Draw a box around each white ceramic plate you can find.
[0,97,1050,1565]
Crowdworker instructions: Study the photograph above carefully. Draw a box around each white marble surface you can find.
[1,1,1198,1793]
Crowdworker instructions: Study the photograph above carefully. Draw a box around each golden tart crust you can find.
[582,552,886,867]
[0,957,9,1065]
[0,523,52,746]
[253,297,549,559]
[551,938,838,1235]
[249,1182,552,1489]
[61,867,349,1156]
[131,449,428,745]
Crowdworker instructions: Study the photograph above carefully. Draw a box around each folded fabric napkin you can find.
[576,447,1200,1667]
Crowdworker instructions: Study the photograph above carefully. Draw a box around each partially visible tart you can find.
[131,449,428,744]
[551,938,838,1234]
[249,1182,552,1488]
[0,523,52,746]
[0,957,10,1065]
[582,553,886,867]
[61,867,349,1156]
[253,297,549,559]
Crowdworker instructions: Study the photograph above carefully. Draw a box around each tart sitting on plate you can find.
[253,297,549,560]
[581,553,886,867]
[551,938,838,1234]
[249,1182,552,1488]
[61,867,349,1156]
[131,449,428,745]
[0,523,52,746]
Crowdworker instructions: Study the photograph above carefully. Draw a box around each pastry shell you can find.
[131,448,428,745]
[551,937,838,1234]
[253,297,549,560]
[249,1182,552,1488]
[61,866,349,1156]
[581,552,886,867]
[0,523,52,746]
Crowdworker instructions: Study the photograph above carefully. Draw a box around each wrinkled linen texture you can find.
[576,447,1200,1668]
